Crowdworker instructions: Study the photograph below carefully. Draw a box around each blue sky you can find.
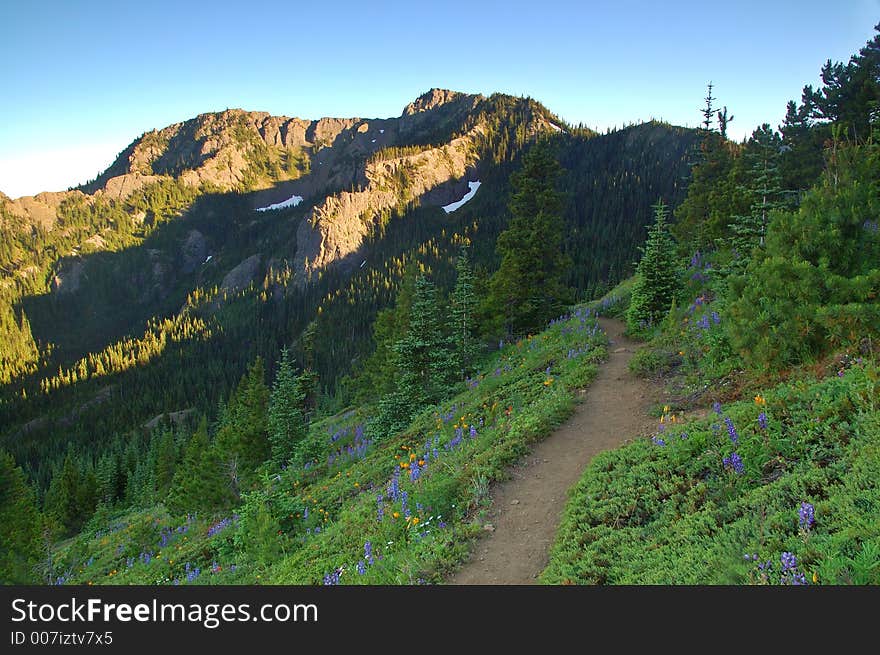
[1,0,877,198]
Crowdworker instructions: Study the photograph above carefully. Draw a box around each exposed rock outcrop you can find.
[221,254,261,291]
[180,229,208,274]
[51,258,86,295]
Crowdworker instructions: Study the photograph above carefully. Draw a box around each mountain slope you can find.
[0,90,699,494]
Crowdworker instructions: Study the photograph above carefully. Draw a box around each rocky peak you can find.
[402,89,466,116]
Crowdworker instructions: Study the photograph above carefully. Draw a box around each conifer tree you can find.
[485,141,572,337]
[268,347,305,469]
[44,450,95,536]
[728,124,788,261]
[375,275,455,433]
[95,453,118,505]
[167,417,232,514]
[717,106,734,139]
[450,246,480,378]
[701,82,716,131]
[627,199,681,332]
[153,427,177,497]
[0,451,43,583]
[216,358,270,492]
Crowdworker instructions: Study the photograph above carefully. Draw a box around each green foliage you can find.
[727,124,790,266]
[215,358,270,494]
[167,417,233,514]
[450,247,481,379]
[44,449,98,537]
[374,275,456,434]
[627,200,681,333]
[543,364,880,585]
[44,299,608,586]
[726,143,880,369]
[268,348,306,469]
[0,450,43,583]
[484,141,573,336]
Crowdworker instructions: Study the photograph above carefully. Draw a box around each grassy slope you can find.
[52,304,610,585]
[542,278,880,585]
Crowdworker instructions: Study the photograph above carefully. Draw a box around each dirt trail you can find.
[446,317,661,585]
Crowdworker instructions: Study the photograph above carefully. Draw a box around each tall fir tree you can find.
[0,451,43,583]
[627,199,681,332]
[450,246,480,378]
[701,82,716,131]
[728,124,788,263]
[167,417,232,514]
[215,358,270,495]
[44,449,97,536]
[375,275,456,434]
[485,141,573,337]
[268,347,306,469]
[353,263,419,402]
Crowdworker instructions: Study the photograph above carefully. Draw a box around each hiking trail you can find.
[446,317,662,585]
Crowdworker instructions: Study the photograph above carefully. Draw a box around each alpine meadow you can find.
[1,23,879,589]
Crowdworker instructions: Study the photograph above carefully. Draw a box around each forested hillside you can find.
[4,22,876,586]
[545,24,880,585]
[0,90,697,570]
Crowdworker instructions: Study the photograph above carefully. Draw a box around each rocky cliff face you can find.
[2,90,557,294]
[292,122,484,283]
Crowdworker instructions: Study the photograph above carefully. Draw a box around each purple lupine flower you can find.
[679,432,689,440]
[364,541,373,565]
[798,502,815,531]
[469,425,477,439]
[711,311,721,325]
[724,417,738,445]
[713,401,723,415]
[357,561,366,575]
[652,435,666,447]
[780,552,798,571]
[723,452,744,474]
[758,412,768,430]
[376,496,384,522]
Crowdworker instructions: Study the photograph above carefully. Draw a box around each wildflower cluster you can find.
[206,515,239,537]
[798,501,815,534]
[687,250,712,284]
[327,423,372,467]
[652,405,686,446]
[746,551,810,585]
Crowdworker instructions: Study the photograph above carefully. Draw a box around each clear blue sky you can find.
[1,0,877,198]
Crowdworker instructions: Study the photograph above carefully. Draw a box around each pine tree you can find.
[627,199,681,332]
[95,452,118,505]
[485,141,573,337]
[0,451,43,583]
[167,417,232,514]
[44,450,87,535]
[354,263,419,401]
[450,246,480,378]
[153,427,177,497]
[215,358,270,492]
[375,275,456,433]
[268,347,305,469]
[728,124,788,262]
[717,106,734,139]
[701,82,716,131]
